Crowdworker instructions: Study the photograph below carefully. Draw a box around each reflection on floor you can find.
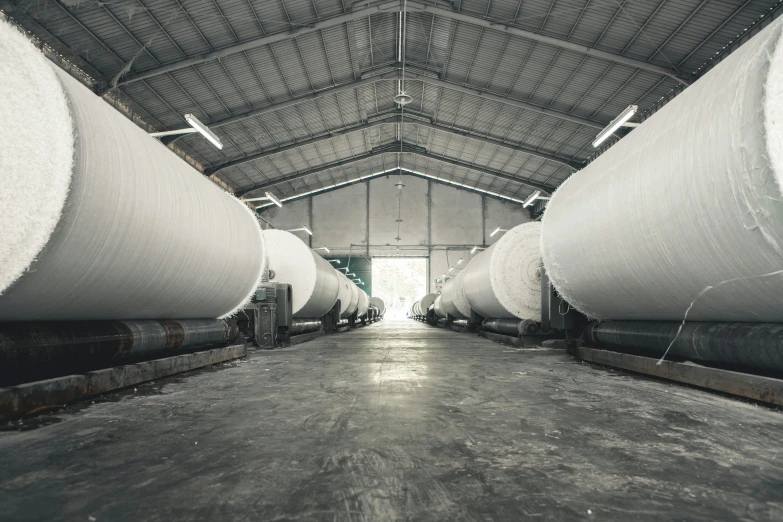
[2,320,783,521]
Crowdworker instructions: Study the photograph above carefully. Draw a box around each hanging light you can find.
[592,105,638,148]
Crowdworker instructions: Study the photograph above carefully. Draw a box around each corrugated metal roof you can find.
[5,0,782,203]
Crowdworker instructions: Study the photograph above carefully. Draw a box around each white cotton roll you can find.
[345,278,360,317]
[419,293,438,314]
[369,297,386,315]
[452,269,473,318]
[334,270,353,318]
[541,17,783,322]
[441,278,468,319]
[0,21,265,320]
[357,289,369,317]
[263,230,339,318]
[463,222,542,320]
[433,296,446,318]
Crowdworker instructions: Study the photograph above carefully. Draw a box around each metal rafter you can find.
[107,0,402,89]
[205,112,580,175]
[105,0,690,93]
[237,145,557,197]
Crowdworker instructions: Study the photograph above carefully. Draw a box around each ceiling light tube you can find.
[287,226,312,236]
[470,246,486,254]
[523,190,541,208]
[184,113,223,150]
[328,259,340,264]
[313,246,330,253]
[592,105,638,148]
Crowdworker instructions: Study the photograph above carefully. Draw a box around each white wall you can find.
[261,177,531,293]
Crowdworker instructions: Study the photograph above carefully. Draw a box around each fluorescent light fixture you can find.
[328,259,340,264]
[245,191,283,208]
[457,258,464,265]
[287,226,312,236]
[264,191,282,207]
[523,190,541,208]
[491,226,508,237]
[338,267,349,272]
[449,267,454,272]
[592,105,637,148]
[470,246,486,254]
[184,113,223,150]
[348,273,356,277]
[313,246,330,253]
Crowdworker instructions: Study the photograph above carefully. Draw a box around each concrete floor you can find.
[2,321,783,521]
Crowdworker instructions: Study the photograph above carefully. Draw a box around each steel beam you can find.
[106,0,690,93]
[110,0,401,89]
[404,72,604,129]
[236,146,556,197]
[205,112,581,175]
[204,72,397,129]
[405,1,690,85]
[162,62,602,142]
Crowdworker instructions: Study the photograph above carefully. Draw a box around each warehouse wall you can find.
[260,177,531,293]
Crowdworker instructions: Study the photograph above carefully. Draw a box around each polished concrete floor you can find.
[2,320,783,521]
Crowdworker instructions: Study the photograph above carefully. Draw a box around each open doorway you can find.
[372,257,427,320]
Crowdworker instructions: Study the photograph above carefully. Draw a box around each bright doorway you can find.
[372,257,427,320]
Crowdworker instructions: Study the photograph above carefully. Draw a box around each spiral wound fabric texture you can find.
[541,17,783,322]
[451,269,473,318]
[0,21,265,320]
[263,230,339,318]
[463,222,542,320]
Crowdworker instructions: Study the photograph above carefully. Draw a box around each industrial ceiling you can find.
[4,0,782,203]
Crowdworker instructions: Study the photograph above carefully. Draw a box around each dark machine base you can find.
[287,330,326,346]
[573,345,783,407]
[0,343,247,421]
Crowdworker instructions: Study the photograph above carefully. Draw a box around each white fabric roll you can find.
[452,269,473,318]
[441,279,468,319]
[420,293,438,314]
[463,222,542,320]
[334,269,353,318]
[263,230,339,318]
[357,289,369,317]
[433,295,446,318]
[369,296,386,315]
[346,278,360,316]
[0,21,265,320]
[541,18,783,322]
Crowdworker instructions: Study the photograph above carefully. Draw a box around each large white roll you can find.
[357,289,369,318]
[441,278,468,319]
[0,21,265,321]
[433,295,446,318]
[369,297,386,316]
[346,278,360,316]
[542,18,783,323]
[334,270,353,317]
[463,222,542,320]
[263,230,339,318]
[419,293,438,315]
[337,272,358,318]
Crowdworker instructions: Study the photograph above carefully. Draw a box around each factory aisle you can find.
[2,321,783,521]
